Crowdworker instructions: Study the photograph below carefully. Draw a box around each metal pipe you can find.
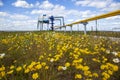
[37,21,39,30]
[84,24,86,35]
[71,25,72,32]
[77,24,79,31]
[64,26,66,32]
[54,16,65,26]
[47,23,49,30]
[54,19,62,26]
[82,22,88,35]
[95,20,98,34]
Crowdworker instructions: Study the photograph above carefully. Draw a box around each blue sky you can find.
[0,0,120,31]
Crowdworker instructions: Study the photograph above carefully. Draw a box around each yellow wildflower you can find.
[65,62,70,67]
[48,54,52,57]
[108,70,113,75]
[58,66,63,71]
[101,47,105,51]
[28,64,33,70]
[0,71,5,77]
[74,48,79,53]
[75,74,82,79]
[41,62,46,66]
[35,64,42,70]
[0,66,5,71]
[31,61,36,66]
[16,66,22,72]
[47,57,50,61]
[100,65,106,70]
[23,64,26,69]
[82,66,89,71]
[2,39,8,44]
[93,73,98,77]
[113,65,118,71]
[84,71,91,76]
[102,72,110,79]
[24,68,30,73]
[92,58,100,63]
[39,55,44,60]
[32,73,39,80]
[118,52,120,57]
[45,66,49,70]
[10,65,15,69]
[75,64,83,70]
[7,70,13,74]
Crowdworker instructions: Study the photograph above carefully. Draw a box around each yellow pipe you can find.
[62,10,120,27]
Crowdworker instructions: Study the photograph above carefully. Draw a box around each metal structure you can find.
[37,14,49,30]
[49,16,54,31]
[37,20,49,30]
[37,15,65,31]
[55,10,120,34]
[54,16,65,26]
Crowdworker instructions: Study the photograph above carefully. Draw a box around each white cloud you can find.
[67,19,74,22]
[12,0,33,8]
[12,20,37,27]
[0,0,3,6]
[53,5,65,11]
[0,12,9,17]
[10,14,30,20]
[11,0,63,10]
[75,0,90,6]
[73,0,120,11]
[74,0,112,8]
[81,10,92,18]
[31,0,66,16]
[0,12,30,20]
[31,9,50,15]
[39,0,54,9]
[102,3,120,11]
[0,12,37,31]
[88,1,107,8]
[31,1,66,17]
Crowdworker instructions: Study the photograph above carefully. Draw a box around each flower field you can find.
[0,31,120,80]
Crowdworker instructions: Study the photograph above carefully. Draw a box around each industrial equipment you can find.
[37,15,65,31]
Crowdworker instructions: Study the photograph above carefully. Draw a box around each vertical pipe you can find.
[60,27,61,31]
[71,25,72,33]
[60,19,62,26]
[37,21,39,30]
[91,26,93,31]
[47,23,49,30]
[42,22,43,30]
[64,26,66,32]
[84,24,87,35]
[62,17,65,26]
[83,22,88,35]
[40,23,42,31]
[95,20,98,35]
[77,24,79,31]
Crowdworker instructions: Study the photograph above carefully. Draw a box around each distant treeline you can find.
[0,31,120,38]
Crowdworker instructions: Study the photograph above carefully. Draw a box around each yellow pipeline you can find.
[55,10,120,29]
